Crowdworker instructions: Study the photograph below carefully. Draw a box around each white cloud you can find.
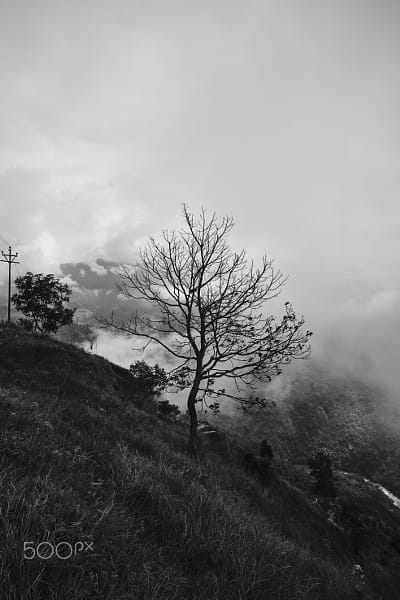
[0,0,399,401]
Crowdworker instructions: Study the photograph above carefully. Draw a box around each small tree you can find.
[129,360,168,394]
[12,272,75,334]
[129,360,168,411]
[104,206,312,453]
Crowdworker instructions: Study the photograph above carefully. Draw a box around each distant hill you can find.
[1,322,400,599]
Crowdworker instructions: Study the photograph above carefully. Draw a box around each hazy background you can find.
[0,0,399,401]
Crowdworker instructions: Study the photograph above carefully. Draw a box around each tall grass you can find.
[0,326,391,598]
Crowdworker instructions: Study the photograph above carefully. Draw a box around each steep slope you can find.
[0,323,399,599]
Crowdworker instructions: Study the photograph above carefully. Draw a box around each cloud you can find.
[0,0,399,407]
[60,260,121,292]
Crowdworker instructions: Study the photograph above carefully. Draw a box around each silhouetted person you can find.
[244,439,274,491]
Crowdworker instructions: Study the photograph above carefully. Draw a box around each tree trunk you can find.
[187,378,201,456]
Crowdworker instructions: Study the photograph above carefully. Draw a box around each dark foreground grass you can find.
[0,324,397,599]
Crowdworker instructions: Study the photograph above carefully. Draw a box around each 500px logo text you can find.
[24,541,94,560]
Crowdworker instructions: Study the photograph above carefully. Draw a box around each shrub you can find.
[157,400,181,421]
[129,361,168,395]
[308,450,336,498]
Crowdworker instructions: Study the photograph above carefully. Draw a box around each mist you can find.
[51,243,398,421]
[0,0,398,415]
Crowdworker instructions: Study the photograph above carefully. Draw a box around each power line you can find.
[0,246,20,322]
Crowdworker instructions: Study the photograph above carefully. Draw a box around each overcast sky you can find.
[0,0,399,396]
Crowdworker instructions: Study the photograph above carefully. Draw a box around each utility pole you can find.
[1,246,19,322]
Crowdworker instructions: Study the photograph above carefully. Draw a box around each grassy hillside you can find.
[1,323,399,599]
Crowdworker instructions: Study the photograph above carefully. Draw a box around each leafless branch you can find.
[99,206,312,450]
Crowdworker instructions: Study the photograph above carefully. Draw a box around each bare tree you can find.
[104,206,312,453]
